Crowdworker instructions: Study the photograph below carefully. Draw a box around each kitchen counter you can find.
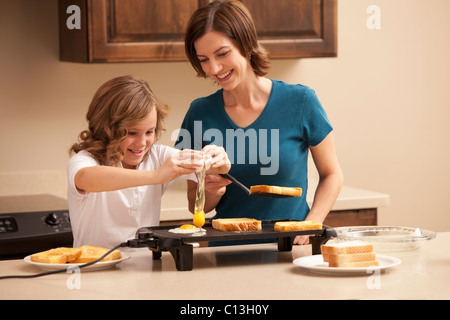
[0,232,448,300]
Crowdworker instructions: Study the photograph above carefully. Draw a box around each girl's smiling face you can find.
[194,30,251,90]
[120,108,157,169]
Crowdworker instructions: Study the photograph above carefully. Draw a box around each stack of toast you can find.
[321,241,379,268]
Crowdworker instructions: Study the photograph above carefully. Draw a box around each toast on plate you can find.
[321,241,379,268]
[71,245,122,263]
[30,247,82,264]
[30,245,121,264]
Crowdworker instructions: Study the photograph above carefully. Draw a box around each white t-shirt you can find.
[67,145,195,249]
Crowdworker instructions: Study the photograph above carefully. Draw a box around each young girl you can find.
[68,75,230,249]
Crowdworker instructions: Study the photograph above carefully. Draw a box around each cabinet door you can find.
[243,0,337,58]
[59,0,336,62]
[89,0,209,62]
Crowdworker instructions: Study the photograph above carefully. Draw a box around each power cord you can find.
[0,239,150,280]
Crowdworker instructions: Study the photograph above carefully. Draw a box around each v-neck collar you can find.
[218,79,276,129]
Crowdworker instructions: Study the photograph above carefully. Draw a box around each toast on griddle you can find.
[274,220,322,232]
[212,218,262,231]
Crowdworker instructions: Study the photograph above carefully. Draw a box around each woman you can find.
[177,0,343,245]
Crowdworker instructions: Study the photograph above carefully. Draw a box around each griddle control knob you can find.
[44,212,60,226]
[136,227,153,240]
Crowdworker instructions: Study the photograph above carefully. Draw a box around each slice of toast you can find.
[70,245,122,263]
[328,260,380,268]
[321,241,374,255]
[30,247,82,264]
[274,220,322,232]
[212,218,262,231]
[322,252,376,263]
[250,185,302,197]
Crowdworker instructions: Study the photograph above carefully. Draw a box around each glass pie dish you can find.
[333,226,437,252]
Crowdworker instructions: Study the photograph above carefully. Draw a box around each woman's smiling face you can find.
[194,30,251,90]
[119,107,157,169]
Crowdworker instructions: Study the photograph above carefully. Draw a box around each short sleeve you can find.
[67,151,98,197]
[301,88,333,146]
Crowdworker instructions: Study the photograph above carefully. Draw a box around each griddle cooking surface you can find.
[149,220,325,243]
[138,220,336,271]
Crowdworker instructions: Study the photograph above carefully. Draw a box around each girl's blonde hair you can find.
[70,75,170,166]
[185,0,270,78]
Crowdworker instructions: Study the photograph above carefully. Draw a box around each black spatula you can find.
[220,173,297,198]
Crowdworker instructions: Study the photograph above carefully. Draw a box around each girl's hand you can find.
[157,150,203,184]
[202,145,231,174]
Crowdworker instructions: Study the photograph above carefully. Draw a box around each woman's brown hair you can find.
[185,0,270,78]
[69,75,170,166]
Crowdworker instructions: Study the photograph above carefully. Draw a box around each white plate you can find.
[293,254,401,275]
[24,254,130,272]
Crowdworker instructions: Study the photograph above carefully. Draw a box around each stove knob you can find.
[45,213,60,226]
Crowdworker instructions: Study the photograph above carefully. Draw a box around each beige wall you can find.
[1,0,449,231]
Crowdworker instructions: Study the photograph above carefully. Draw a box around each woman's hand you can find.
[293,235,310,245]
[202,145,231,174]
[185,145,231,213]
[187,174,231,213]
[204,174,231,197]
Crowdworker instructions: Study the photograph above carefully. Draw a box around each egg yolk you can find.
[179,224,197,230]
[193,210,205,228]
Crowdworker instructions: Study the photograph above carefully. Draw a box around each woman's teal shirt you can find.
[176,79,333,225]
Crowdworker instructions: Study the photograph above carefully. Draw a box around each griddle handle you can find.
[135,227,153,240]
[326,228,338,239]
[311,227,337,255]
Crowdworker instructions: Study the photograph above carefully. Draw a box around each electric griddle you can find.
[133,220,337,271]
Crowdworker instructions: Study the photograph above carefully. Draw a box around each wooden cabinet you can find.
[59,0,337,63]
[243,0,337,59]
[323,208,377,227]
[59,0,207,62]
